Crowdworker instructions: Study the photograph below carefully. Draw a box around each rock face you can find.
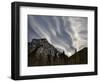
[28,39,87,66]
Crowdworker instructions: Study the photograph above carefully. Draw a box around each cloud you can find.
[28,15,88,57]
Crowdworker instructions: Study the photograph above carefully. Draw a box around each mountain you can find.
[28,38,87,66]
[67,47,88,64]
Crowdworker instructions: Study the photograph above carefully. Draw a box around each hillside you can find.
[28,39,87,66]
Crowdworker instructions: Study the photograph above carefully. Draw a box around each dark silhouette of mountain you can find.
[28,38,87,66]
[67,47,88,64]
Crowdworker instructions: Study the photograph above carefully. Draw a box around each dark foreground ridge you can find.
[28,38,87,66]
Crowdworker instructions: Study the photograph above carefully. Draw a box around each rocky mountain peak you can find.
[28,38,87,66]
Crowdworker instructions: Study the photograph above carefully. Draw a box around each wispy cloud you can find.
[28,15,88,57]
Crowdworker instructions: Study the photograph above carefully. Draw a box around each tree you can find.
[75,48,77,53]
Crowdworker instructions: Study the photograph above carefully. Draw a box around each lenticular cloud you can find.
[28,15,88,57]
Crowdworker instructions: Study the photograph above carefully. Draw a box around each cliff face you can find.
[28,39,87,66]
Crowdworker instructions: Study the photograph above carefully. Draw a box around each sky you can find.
[28,15,88,57]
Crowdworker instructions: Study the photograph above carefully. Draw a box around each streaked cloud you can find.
[28,15,88,57]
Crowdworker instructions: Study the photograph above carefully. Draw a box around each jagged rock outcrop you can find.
[28,38,87,66]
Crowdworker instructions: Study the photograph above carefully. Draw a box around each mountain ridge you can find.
[28,38,87,66]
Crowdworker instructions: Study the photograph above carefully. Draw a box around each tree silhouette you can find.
[75,48,77,53]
